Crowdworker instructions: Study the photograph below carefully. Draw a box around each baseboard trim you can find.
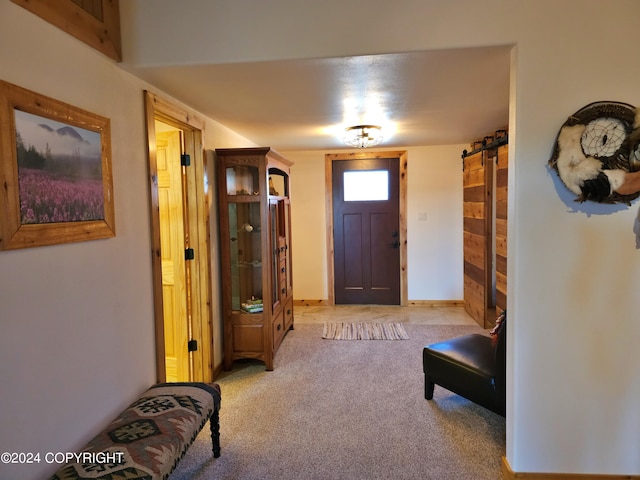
[293,299,330,306]
[211,363,224,381]
[293,299,464,307]
[502,457,639,479]
[408,300,464,307]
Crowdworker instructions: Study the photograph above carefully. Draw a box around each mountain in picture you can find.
[38,123,89,145]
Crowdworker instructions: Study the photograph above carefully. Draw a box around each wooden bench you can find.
[50,382,221,480]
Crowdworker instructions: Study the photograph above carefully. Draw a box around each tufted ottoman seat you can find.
[51,382,221,480]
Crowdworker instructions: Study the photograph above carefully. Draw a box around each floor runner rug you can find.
[322,322,409,340]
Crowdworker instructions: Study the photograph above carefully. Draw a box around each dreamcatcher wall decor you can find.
[548,101,640,204]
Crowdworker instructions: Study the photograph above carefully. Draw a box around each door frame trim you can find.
[325,151,408,306]
[143,90,214,383]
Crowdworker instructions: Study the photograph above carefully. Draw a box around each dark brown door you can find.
[332,158,400,305]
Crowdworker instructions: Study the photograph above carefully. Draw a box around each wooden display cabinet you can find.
[215,147,294,370]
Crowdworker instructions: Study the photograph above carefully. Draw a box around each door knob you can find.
[389,240,400,248]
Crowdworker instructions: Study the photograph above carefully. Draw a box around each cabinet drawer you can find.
[232,324,264,353]
[278,258,287,296]
[273,311,285,350]
[284,299,294,330]
[277,238,286,262]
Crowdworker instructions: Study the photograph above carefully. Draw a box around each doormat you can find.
[322,322,409,340]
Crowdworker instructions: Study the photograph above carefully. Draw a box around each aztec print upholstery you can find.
[51,382,221,480]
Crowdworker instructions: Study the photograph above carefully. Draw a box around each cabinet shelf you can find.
[226,194,261,202]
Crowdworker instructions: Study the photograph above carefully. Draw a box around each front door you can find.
[332,157,400,305]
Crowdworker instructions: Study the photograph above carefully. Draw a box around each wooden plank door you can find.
[157,129,191,382]
[494,144,508,313]
[332,158,400,305]
[463,149,494,328]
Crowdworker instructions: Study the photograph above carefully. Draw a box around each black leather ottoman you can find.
[423,317,506,416]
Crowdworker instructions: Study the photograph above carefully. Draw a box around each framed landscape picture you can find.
[0,80,115,250]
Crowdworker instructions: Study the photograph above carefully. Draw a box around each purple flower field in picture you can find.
[14,109,104,224]
[19,168,104,224]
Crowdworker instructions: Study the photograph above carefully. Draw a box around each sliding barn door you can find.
[463,148,494,328]
[494,144,508,313]
[463,133,508,328]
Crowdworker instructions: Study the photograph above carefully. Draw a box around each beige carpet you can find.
[170,323,505,480]
[322,322,409,340]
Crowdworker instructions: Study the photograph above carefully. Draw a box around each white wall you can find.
[125,0,640,475]
[406,145,465,301]
[285,145,465,302]
[507,4,640,474]
[0,4,254,479]
[280,151,329,300]
[0,6,153,480]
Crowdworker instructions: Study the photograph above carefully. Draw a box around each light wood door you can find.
[495,144,508,312]
[157,129,190,381]
[145,91,213,383]
[463,149,494,328]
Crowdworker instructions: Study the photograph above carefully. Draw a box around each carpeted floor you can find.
[170,318,505,480]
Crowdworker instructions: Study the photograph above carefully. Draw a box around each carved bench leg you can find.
[210,408,221,458]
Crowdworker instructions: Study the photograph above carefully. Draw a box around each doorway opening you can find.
[144,91,214,383]
[325,151,408,306]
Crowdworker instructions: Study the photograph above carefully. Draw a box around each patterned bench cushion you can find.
[51,382,221,480]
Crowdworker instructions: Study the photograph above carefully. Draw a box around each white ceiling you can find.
[128,45,511,151]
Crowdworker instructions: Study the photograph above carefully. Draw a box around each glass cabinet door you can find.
[228,201,262,312]
[270,201,279,308]
[226,165,260,196]
[268,167,289,198]
[283,199,292,295]
[269,197,291,310]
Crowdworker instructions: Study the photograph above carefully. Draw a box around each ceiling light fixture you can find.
[343,124,383,148]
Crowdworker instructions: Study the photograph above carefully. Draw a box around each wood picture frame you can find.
[0,80,115,250]
[10,0,122,62]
